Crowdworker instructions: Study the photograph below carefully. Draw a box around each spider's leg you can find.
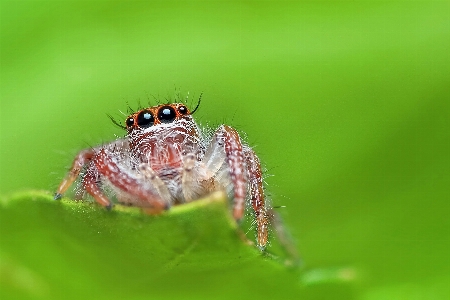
[243,146,269,250]
[82,167,113,209]
[214,125,247,221]
[54,149,95,200]
[267,208,301,267]
[93,148,169,211]
[202,135,226,178]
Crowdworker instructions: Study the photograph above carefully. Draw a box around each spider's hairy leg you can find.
[54,149,94,200]
[214,125,247,222]
[244,146,269,250]
[267,208,301,266]
[202,133,226,177]
[82,168,114,209]
[94,149,168,211]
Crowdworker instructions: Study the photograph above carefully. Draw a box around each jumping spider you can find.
[55,99,270,249]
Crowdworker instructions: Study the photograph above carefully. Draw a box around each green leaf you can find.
[1,190,449,299]
[0,191,305,299]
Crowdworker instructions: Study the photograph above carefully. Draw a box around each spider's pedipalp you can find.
[139,163,172,205]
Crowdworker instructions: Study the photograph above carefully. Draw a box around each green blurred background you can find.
[1,1,449,299]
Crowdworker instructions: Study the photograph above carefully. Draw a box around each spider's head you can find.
[108,94,202,134]
[124,103,193,132]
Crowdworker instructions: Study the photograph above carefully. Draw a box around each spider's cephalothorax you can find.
[55,102,269,249]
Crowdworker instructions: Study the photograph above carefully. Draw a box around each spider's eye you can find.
[178,105,188,115]
[158,106,176,123]
[137,110,154,128]
[126,117,135,128]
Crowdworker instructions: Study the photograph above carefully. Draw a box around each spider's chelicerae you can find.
[55,99,271,249]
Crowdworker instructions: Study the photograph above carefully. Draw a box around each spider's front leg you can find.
[55,147,169,212]
[214,125,247,220]
[54,149,94,200]
[54,147,116,209]
[214,125,269,249]
[88,148,170,211]
[243,146,269,250]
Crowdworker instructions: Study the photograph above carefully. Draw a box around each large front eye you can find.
[158,106,176,123]
[137,110,154,128]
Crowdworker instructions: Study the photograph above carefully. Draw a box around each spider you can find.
[55,99,270,249]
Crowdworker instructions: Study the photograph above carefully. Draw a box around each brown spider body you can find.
[55,102,269,249]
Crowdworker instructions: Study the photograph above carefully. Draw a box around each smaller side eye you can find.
[137,110,154,128]
[126,117,135,127]
[178,105,188,115]
[158,106,176,123]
